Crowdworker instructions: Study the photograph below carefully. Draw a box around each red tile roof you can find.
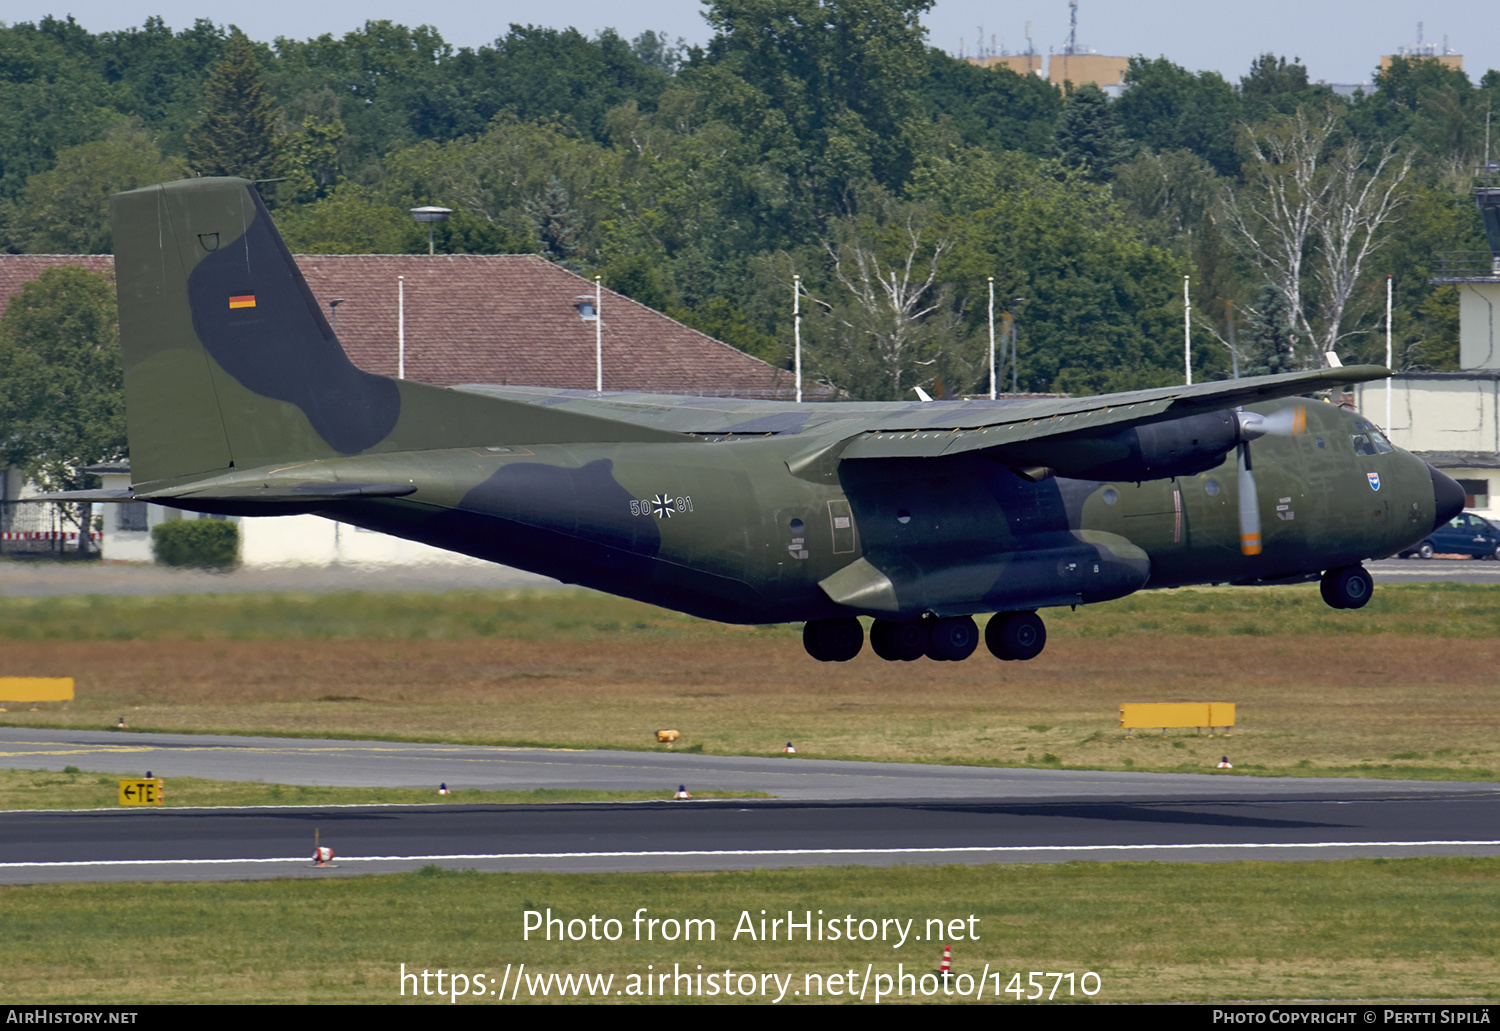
[0,253,796,399]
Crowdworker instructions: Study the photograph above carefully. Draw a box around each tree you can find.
[914,148,1190,394]
[1114,57,1242,176]
[0,266,125,553]
[274,183,422,253]
[809,200,959,399]
[692,0,934,221]
[914,51,1062,159]
[1239,54,1334,122]
[279,114,346,204]
[0,18,124,201]
[1053,83,1127,182]
[525,175,589,268]
[7,119,186,253]
[1243,284,1298,376]
[1231,106,1412,363]
[409,25,669,142]
[187,31,280,180]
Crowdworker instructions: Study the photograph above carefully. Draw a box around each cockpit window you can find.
[1350,422,1394,456]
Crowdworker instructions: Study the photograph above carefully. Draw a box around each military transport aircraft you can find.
[55,177,1466,663]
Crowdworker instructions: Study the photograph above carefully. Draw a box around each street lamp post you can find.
[409,206,452,256]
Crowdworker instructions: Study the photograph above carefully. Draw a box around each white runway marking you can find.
[4,839,1497,870]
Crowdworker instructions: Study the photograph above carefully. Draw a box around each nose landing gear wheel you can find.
[1319,565,1373,610]
[985,611,1047,661]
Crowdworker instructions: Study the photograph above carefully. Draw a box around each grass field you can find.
[2,583,1497,1005]
[0,766,766,810]
[1,583,1497,779]
[2,860,1495,1004]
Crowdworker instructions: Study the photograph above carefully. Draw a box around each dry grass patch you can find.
[2,585,1496,778]
[0,767,767,809]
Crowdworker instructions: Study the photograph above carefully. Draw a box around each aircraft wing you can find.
[459,366,1389,458]
[838,366,1389,460]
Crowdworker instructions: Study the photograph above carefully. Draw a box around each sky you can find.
[6,0,1494,87]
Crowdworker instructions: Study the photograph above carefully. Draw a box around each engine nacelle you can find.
[999,411,1243,482]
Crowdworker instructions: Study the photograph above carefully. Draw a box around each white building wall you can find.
[1458,282,1500,370]
[238,513,490,568]
[1355,376,1500,454]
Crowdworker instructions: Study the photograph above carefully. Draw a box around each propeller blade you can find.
[1238,442,1262,556]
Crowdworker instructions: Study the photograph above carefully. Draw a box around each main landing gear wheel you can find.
[925,616,979,662]
[1319,565,1373,610]
[985,610,1047,661]
[870,619,927,661]
[803,617,864,661]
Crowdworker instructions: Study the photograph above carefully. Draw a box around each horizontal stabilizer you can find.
[25,489,138,503]
[163,483,418,502]
[32,484,418,504]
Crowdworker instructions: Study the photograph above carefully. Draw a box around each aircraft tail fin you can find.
[111,177,686,492]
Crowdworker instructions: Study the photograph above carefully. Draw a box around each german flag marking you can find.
[229,294,256,309]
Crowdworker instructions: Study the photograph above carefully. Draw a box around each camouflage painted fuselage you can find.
[105,177,1455,628]
[172,397,1429,625]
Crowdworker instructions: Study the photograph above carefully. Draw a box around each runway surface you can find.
[0,556,1495,597]
[1,728,1495,882]
[1,726,1491,800]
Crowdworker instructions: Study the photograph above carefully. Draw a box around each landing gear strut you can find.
[1319,565,1373,610]
[803,617,863,661]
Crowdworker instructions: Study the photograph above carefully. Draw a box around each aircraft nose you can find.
[1429,464,1466,530]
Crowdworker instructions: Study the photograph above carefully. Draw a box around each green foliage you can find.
[275,183,421,253]
[1239,54,1336,122]
[435,26,671,141]
[278,115,345,204]
[0,18,125,201]
[1053,83,1127,181]
[150,518,240,570]
[694,0,934,222]
[187,32,280,180]
[0,266,124,487]
[919,149,1188,393]
[4,120,187,253]
[667,298,783,365]
[1245,285,1298,376]
[0,14,1495,395]
[806,193,965,399]
[525,175,589,267]
[914,51,1061,159]
[1116,56,1242,176]
[605,252,671,310]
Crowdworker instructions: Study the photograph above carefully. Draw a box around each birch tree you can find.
[813,213,959,399]
[1231,106,1411,364]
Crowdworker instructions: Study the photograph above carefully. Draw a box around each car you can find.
[1401,511,1500,559]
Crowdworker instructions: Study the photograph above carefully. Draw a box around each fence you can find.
[0,501,101,555]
